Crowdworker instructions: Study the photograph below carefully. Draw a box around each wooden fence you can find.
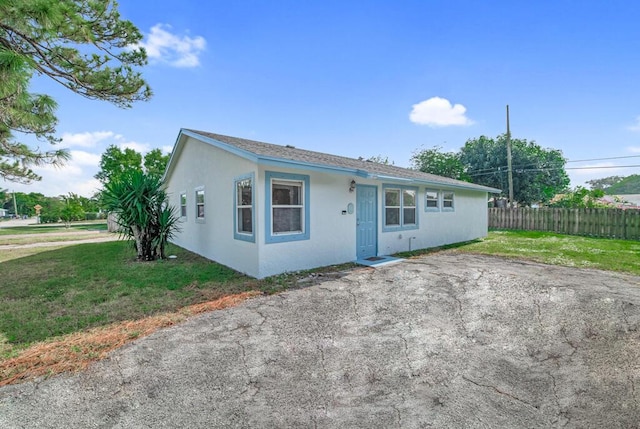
[488,208,640,240]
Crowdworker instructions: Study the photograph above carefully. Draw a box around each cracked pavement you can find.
[2,253,640,428]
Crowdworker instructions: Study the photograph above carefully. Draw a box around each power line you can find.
[566,155,640,163]
[468,164,640,178]
[465,154,640,176]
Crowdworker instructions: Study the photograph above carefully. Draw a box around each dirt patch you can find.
[0,292,260,386]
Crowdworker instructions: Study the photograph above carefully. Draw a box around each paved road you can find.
[0,218,38,227]
[1,253,639,428]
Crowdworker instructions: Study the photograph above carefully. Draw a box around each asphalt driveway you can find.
[1,253,640,428]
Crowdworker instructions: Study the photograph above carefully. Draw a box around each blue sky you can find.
[8,0,640,196]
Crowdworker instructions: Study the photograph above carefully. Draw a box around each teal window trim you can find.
[442,191,455,212]
[195,186,205,223]
[425,189,440,212]
[234,173,255,242]
[265,171,310,243]
[179,191,187,218]
[382,185,418,232]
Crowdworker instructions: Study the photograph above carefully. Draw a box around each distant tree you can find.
[411,146,469,181]
[60,194,85,227]
[604,175,640,195]
[460,135,569,206]
[143,149,171,178]
[0,189,9,212]
[547,187,606,208]
[95,145,143,184]
[7,192,46,216]
[586,176,625,191]
[102,170,179,260]
[39,197,64,223]
[0,0,151,184]
[366,155,394,165]
[95,145,169,184]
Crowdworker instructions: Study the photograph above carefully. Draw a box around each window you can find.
[425,189,455,212]
[195,188,205,221]
[180,193,187,218]
[403,189,416,224]
[425,189,439,211]
[384,189,401,226]
[443,191,455,211]
[265,171,310,243]
[234,174,255,242]
[383,185,418,230]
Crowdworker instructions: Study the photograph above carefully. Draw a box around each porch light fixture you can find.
[349,180,356,192]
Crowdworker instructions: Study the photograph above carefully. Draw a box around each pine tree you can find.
[0,0,151,183]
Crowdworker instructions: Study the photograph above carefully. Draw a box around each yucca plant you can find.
[102,170,180,261]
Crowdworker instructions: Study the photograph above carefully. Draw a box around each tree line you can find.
[411,134,570,206]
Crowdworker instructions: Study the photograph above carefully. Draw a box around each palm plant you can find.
[102,170,180,261]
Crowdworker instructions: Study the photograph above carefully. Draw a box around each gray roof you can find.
[184,129,500,193]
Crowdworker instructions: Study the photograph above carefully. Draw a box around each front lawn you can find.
[1,242,257,351]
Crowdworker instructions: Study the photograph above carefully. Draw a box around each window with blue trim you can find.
[383,186,418,230]
[180,192,187,218]
[442,191,455,211]
[265,171,310,243]
[234,174,255,242]
[425,189,439,211]
[195,187,205,222]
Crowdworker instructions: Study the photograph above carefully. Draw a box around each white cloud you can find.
[137,24,206,68]
[409,96,474,127]
[61,131,115,148]
[8,131,166,197]
[161,145,174,154]
[627,146,640,153]
[627,116,640,132]
[117,140,151,153]
[70,150,101,167]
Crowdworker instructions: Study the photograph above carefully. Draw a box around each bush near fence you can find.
[488,208,640,240]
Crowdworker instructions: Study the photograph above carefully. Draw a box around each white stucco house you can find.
[164,129,500,278]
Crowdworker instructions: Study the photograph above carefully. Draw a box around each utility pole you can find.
[12,190,18,217]
[506,105,514,208]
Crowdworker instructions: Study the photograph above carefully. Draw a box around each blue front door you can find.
[356,185,377,259]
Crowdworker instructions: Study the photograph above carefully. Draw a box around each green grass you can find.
[0,240,355,353]
[1,241,253,348]
[449,230,640,275]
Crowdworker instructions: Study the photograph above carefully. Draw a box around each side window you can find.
[442,191,455,211]
[425,189,439,211]
[234,174,255,242]
[180,193,187,218]
[195,188,205,221]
